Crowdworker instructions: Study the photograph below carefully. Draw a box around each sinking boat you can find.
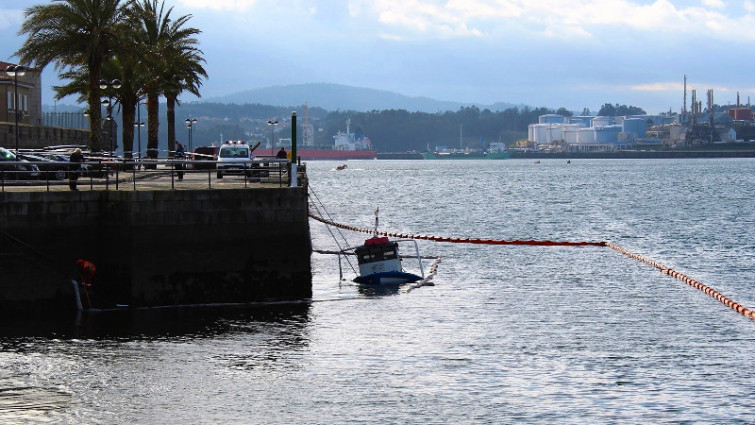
[338,209,424,285]
[346,236,424,285]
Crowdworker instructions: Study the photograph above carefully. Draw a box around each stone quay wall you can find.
[0,187,312,316]
[1,122,90,149]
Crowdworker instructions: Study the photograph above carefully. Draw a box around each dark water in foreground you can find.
[2,159,754,424]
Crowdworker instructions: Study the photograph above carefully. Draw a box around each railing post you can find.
[290,111,297,188]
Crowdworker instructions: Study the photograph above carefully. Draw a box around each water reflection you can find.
[0,303,313,424]
[0,302,311,342]
[356,283,404,296]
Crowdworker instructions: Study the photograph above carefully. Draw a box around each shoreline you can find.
[507,149,755,159]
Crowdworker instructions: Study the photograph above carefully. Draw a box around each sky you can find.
[3,0,755,114]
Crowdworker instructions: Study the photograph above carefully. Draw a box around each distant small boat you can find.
[336,164,347,170]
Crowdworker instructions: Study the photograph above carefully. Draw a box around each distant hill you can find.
[43,83,528,114]
[205,83,522,113]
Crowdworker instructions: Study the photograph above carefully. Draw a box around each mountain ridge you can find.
[204,82,523,113]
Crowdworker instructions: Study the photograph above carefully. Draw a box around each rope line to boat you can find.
[605,242,755,320]
[308,212,755,321]
[307,211,606,247]
[307,189,358,275]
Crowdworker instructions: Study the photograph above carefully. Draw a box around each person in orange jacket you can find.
[76,259,96,290]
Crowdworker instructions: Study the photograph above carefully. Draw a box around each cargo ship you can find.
[256,119,377,160]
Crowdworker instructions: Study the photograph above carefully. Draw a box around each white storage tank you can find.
[562,124,583,144]
[570,116,594,127]
[592,116,613,127]
[576,128,596,145]
[529,123,563,144]
[539,114,565,124]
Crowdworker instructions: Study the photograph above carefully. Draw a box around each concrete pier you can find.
[0,183,312,317]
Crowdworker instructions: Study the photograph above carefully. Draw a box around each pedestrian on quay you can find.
[175,142,186,180]
[68,148,84,191]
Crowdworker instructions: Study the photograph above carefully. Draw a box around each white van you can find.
[216,141,253,178]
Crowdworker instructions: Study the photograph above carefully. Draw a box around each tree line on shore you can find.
[175,102,647,152]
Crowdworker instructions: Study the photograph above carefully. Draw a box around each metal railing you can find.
[0,157,306,192]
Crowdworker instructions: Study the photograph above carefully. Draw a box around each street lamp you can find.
[5,64,27,157]
[135,99,145,159]
[99,79,121,154]
[185,118,197,152]
[267,119,279,147]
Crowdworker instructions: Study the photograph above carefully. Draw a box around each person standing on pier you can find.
[68,148,84,190]
[176,142,186,180]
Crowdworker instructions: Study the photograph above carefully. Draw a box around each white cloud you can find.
[631,81,733,94]
[180,0,257,12]
[631,82,684,92]
[348,0,755,41]
[702,0,725,8]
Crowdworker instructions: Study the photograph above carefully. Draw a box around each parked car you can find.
[0,147,41,180]
[191,145,218,169]
[17,152,69,180]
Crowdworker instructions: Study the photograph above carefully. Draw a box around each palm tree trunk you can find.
[166,95,176,157]
[146,91,159,159]
[121,95,137,160]
[88,68,103,152]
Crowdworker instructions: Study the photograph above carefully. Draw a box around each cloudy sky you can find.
[2,0,755,113]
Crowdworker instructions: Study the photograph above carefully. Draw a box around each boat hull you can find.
[353,271,423,285]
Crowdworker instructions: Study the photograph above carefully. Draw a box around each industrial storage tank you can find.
[622,118,646,142]
[562,124,583,144]
[529,123,562,144]
[727,108,753,121]
[592,116,613,127]
[576,128,596,145]
[569,116,594,127]
[595,125,622,144]
[539,114,566,124]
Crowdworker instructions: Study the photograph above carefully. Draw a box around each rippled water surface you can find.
[2,158,754,424]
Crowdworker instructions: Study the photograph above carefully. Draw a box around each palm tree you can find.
[15,0,134,152]
[164,49,207,155]
[131,0,205,159]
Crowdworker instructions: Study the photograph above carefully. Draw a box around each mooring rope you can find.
[309,211,755,321]
[605,242,755,320]
[307,212,606,247]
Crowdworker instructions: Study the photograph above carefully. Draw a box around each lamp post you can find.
[99,79,121,155]
[185,118,197,152]
[135,99,145,159]
[5,65,27,157]
[267,119,279,148]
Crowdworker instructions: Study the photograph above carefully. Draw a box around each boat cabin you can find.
[355,237,400,271]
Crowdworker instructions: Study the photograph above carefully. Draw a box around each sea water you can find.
[1,158,754,424]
